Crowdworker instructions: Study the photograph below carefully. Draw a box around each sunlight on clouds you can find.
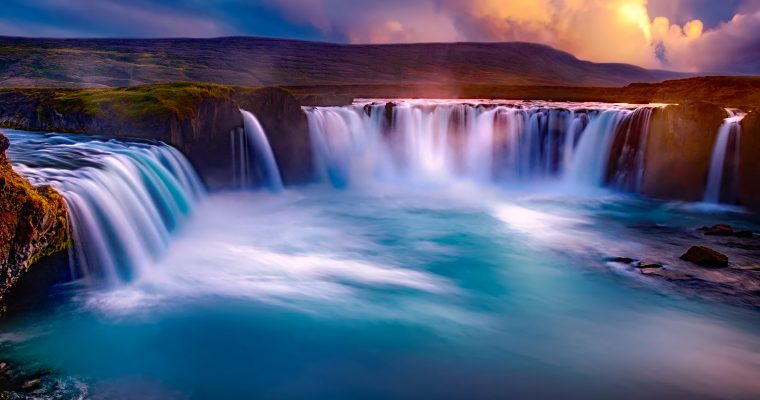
[440,0,707,68]
[333,0,723,70]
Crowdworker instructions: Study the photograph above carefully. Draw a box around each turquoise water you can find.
[2,184,760,399]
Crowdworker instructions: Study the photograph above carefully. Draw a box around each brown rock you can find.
[680,246,729,268]
[641,103,727,201]
[700,224,734,236]
[0,134,70,303]
[739,110,760,212]
[234,87,314,185]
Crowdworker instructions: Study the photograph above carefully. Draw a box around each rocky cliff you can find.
[235,87,313,185]
[641,103,727,201]
[0,84,313,189]
[0,133,69,305]
[739,110,760,210]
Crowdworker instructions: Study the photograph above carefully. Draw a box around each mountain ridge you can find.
[0,36,689,88]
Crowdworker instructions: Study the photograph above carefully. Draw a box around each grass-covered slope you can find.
[0,36,687,88]
[0,82,234,129]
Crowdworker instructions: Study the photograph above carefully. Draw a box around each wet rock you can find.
[637,262,663,269]
[235,87,314,185]
[640,268,691,281]
[735,230,755,238]
[739,110,760,212]
[0,134,70,304]
[698,224,755,238]
[680,246,729,268]
[21,378,41,391]
[608,257,636,264]
[699,224,734,236]
[642,103,727,201]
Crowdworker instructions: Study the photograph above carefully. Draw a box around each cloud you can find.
[1,0,228,38]
[0,0,757,73]
[303,0,757,73]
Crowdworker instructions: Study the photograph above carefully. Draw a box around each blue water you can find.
[1,184,760,399]
[2,127,760,399]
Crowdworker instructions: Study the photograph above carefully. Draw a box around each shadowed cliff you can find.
[0,83,312,189]
[0,134,69,306]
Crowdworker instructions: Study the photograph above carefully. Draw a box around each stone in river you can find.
[680,246,729,268]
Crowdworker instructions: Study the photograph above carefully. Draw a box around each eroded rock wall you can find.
[739,110,760,211]
[235,87,313,185]
[641,103,727,201]
[0,133,69,304]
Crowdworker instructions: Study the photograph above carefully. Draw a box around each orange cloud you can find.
[270,0,759,72]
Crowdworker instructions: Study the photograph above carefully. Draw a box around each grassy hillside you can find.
[0,82,235,123]
[0,36,687,88]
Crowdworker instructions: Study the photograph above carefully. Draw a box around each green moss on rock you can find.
[0,133,70,303]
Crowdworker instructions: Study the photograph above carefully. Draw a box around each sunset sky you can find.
[1,0,758,73]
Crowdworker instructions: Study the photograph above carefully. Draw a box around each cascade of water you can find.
[306,100,649,189]
[606,107,654,191]
[5,131,205,285]
[238,110,284,191]
[704,111,745,204]
[566,109,631,186]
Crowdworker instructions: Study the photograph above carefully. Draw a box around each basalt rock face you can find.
[0,133,69,304]
[0,85,314,189]
[739,110,760,212]
[235,87,314,185]
[0,87,245,189]
[641,103,727,201]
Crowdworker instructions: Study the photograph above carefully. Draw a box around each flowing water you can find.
[704,111,745,204]
[1,100,759,399]
[235,110,284,191]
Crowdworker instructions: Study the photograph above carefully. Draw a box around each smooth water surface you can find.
[2,183,760,399]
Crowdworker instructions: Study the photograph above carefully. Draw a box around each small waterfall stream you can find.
[704,110,745,204]
[236,110,284,191]
[5,131,205,285]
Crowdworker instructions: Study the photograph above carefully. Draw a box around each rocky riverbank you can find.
[0,133,69,308]
[607,222,760,308]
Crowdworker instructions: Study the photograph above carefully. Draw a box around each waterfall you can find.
[704,111,745,204]
[606,107,654,191]
[565,109,630,186]
[305,100,653,189]
[237,110,284,191]
[5,131,205,285]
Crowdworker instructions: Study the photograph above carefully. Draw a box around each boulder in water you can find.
[699,224,734,236]
[608,256,636,264]
[697,224,755,238]
[680,246,729,268]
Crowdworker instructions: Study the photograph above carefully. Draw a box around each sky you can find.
[0,0,758,73]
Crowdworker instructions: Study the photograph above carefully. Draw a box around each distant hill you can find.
[0,36,689,88]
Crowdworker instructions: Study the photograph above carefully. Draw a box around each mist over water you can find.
[1,101,759,399]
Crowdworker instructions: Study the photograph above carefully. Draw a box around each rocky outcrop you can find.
[641,103,727,201]
[235,87,313,185]
[0,133,69,305]
[0,85,316,189]
[739,110,760,211]
[680,246,729,268]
